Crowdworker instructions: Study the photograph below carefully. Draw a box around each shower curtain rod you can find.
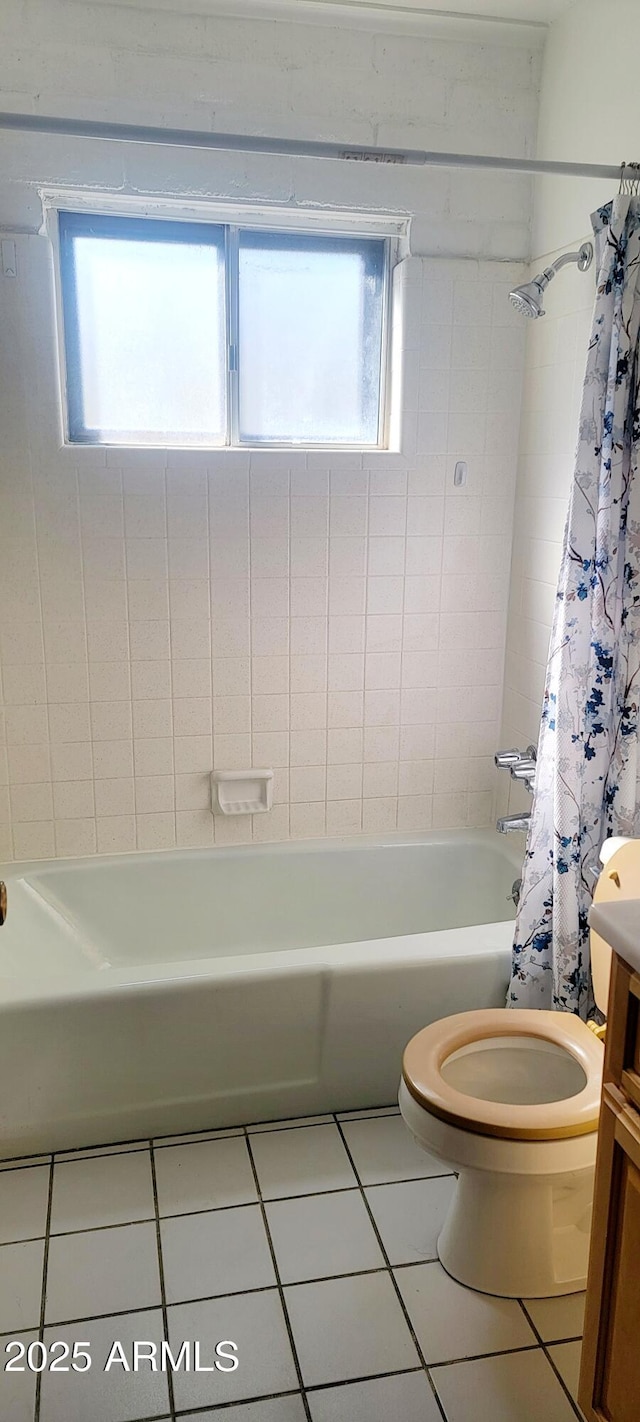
[0,110,625,182]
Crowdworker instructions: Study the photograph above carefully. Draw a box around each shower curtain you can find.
[510,195,640,1017]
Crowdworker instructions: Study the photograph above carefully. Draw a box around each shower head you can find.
[509,278,547,319]
[509,241,594,320]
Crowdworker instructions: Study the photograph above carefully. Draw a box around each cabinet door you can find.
[580,1091,640,1422]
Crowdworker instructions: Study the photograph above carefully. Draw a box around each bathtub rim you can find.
[0,826,521,1006]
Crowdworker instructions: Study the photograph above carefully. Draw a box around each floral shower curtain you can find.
[510,195,640,1017]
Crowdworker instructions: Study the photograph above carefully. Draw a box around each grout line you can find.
[202,457,212,850]
[243,1127,313,1422]
[149,1140,177,1422]
[33,1158,54,1422]
[359,465,371,833]
[394,458,409,825]
[516,1299,585,1420]
[332,1113,448,1422]
[247,456,255,845]
[0,1105,401,1170]
[0,1168,455,1250]
[26,428,53,867]
[304,1364,422,1395]
[172,1387,304,1416]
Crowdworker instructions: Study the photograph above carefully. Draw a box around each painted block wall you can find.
[0,239,525,859]
[0,1,542,258]
[498,0,640,820]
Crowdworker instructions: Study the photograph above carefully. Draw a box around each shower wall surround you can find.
[498,251,595,823]
[0,246,525,859]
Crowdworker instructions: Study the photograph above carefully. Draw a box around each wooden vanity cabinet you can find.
[579,954,640,1422]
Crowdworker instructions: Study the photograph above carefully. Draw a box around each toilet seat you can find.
[402,1008,603,1142]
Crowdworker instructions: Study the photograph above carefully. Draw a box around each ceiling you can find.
[277,0,575,19]
[102,0,577,27]
[217,0,577,23]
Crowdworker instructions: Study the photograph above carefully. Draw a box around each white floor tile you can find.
[45,1222,161,1323]
[0,1164,50,1243]
[548,1339,582,1399]
[50,1151,154,1233]
[0,1155,51,1171]
[180,1397,307,1420]
[54,1142,149,1162]
[432,1346,580,1422]
[336,1106,400,1120]
[285,1272,419,1387]
[395,1261,536,1364]
[168,1291,298,1411]
[39,1309,169,1422]
[154,1137,257,1215]
[266,1190,384,1283]
[248,1116,334,1133]
[161,1204,275,1303]
[366,1177,456,1265]
[0,1240,44,1331]
[0,1331,38,1422]
[523,1291,586,1341]
[341,1116,449,1185]
[307,1369,442,1421]
[153,1128,243,1146]
[249,1125,357,1199]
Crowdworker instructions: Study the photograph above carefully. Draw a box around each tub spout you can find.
[497,812,531,834]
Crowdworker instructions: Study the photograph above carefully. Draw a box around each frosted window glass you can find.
[62,217,226,445]
[238,233,385,444]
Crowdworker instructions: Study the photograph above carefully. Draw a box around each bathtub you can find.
[0,828,520,1158]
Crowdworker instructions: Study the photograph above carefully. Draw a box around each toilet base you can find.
[437,1165,593,1298]
[398,1079,597,1299]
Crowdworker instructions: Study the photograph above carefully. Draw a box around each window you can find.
[57,211,389,449]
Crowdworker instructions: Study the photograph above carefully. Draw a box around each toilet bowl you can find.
[399,836,640,1298]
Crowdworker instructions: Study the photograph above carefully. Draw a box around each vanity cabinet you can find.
[579,952,640,1422]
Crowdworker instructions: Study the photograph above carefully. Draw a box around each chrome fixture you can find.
[495,745,536,768]
[497,812,531,834]
[510,759,537,793]
[509,877,523,909]
[495,748,524,769]
[509,242,593,320]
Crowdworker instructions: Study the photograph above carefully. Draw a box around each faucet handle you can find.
[510,760,536,781]
[495,748,524,768]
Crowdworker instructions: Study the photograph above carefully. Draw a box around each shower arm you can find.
[536,243,594,290]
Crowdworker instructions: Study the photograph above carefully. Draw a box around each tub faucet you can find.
[497,812,531,834]
[495,744,536,769]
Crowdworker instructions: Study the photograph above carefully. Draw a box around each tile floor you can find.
[0,1107,586,1422]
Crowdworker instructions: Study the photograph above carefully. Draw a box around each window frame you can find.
[54,207,393,452]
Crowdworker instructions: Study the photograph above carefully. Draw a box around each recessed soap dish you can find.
[211,769,273,816]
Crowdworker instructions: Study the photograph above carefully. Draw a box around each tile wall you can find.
[497,245,595,821]
[0,240,526,860]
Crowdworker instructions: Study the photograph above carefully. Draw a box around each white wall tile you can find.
[1,246,525,858]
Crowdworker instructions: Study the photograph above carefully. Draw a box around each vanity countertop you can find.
[589,900,640,975]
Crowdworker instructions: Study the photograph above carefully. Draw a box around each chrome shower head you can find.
[508,241,594,320]
[509,280,546,319]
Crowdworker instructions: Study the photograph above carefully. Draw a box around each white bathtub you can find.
[0,829,520,1158]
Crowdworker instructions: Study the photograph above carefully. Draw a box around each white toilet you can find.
[399,836,638,1298]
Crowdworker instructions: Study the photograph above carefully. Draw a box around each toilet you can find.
[399,836,640,1299]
